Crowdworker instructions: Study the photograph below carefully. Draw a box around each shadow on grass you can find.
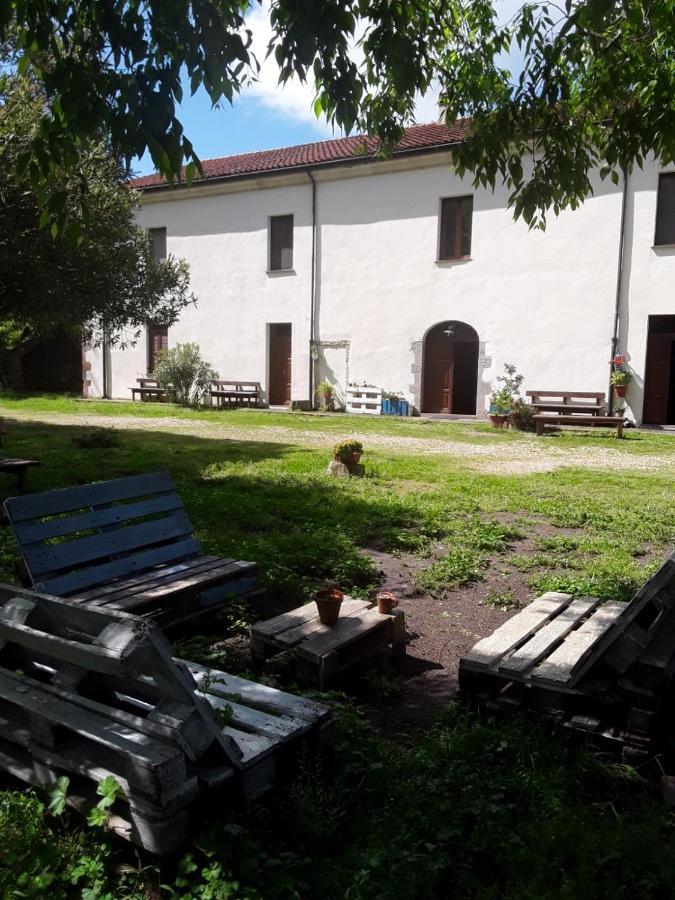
[0,418,417,607]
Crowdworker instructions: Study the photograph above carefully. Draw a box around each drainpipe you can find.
[102,328,111,399]
[306,170,317,408]
[608,167,628,415]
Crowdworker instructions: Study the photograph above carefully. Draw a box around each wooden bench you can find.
[210,381,261,409]
[251,596,406,688]
[131,377,167,402]
[3,472,257,629]
[0,583,330,853]
[459,552,675,765]
[534,414,625,437]
[0,457,39,494]
[526,390,606,415]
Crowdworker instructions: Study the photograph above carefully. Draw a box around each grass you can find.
[0,394,674,897]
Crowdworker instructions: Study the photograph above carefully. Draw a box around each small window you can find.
[149,227,167,261]
[269,215,294,271]
[438,196,473,260]
[147,325,168,373]
[655,174,675,246]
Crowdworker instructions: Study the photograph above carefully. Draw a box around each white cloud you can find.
[240,1,336,137]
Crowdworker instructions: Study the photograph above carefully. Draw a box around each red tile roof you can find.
[131,120,469,190]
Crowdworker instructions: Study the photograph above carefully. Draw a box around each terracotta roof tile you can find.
[131,120,468,190]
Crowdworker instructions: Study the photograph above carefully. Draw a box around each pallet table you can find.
[251,597,406,688]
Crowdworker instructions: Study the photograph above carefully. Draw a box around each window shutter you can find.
[655,174,675,246]
[269,215,294,270]
[439,196,473,260]
[147,326,168,373]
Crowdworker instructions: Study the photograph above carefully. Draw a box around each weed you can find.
[482,588,522,611]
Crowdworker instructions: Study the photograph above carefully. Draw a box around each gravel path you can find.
[5,410,672,475]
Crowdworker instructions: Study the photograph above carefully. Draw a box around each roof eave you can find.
[132,139,462,194]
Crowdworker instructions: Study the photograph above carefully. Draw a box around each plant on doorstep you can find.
[489,364,525,427]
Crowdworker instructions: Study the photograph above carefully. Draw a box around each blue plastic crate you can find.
[381,398,409,416]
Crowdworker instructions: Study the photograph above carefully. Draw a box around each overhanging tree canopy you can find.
[3,0,675,227]
[0,73,195,348]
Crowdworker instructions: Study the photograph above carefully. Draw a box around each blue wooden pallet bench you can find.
[3,472,257,629]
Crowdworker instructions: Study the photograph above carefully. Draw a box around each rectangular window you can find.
[147,325,168,373]
[655,173,675,246]
[438,196,473,260]
[269,214,294,271]
[149,227,167,261]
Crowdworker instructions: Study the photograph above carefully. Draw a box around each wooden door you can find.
[269,324,292,406]
[423,331,454,413]
[644,330,675,425]
[422,322,478,414]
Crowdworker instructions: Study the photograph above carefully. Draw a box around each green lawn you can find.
[1,395,674,898]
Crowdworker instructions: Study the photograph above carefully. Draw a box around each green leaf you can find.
[47,776,70,816]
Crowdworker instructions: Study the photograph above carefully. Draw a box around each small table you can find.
[0,458,39,494]
[250,597,406,688]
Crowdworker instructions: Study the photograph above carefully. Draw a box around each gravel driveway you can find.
[7,409,672,475]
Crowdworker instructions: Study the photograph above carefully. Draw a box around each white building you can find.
[88,123,675,425]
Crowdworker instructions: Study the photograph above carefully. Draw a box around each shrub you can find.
[490,363,524,415]
[510,400,535,431]
[154,342,218,407]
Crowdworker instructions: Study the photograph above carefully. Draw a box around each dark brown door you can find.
[422,322,478,414]
[643,316,675,425]
[269,324,292,406]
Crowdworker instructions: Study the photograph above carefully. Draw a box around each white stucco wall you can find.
[90,151,674,422]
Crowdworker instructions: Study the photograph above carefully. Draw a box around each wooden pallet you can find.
[459,553,675,761]
[0,583,330,854]
[345,385,383,415]
[251,597,406,688]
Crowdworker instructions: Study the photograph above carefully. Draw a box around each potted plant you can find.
[509,399,535,431]
[489,364,525,427]
[333,438,363,467]
[315,586,344,625]
[317,379,335,411]
[610,369,632,398]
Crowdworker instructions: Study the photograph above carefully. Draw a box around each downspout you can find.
[102,329,111,399]
[306,170,317,407]
[608,167,628,415]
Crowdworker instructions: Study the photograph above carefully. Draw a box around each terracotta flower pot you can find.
[315,587,343,625]
[489,414,509,428]
[376,591,399,615]
[614,385,628,397]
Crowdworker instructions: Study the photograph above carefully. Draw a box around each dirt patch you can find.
[358,546,534,740]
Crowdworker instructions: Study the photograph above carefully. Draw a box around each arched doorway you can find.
[422,321,479,414]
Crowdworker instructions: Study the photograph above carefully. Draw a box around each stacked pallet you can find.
[0,583,330,854]
[459,553,675,763]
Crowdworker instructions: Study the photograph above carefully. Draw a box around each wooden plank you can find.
[0,669,182,773]
[461,592,573,671]
[0,617,147,675]
[254,598,371,645]
[26,511,195,575]
[498,597,599,676]
[42,537,200,595]
[108,560,255,612]
[205,692,308,742]
[78,556,223,602]
[4,471,176,522]
[0,583,141,633]
[296,608,389,660]
[274,601,372,647]
[182,660,329,724]
[12,493,184,544]
[531,601,626,685]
